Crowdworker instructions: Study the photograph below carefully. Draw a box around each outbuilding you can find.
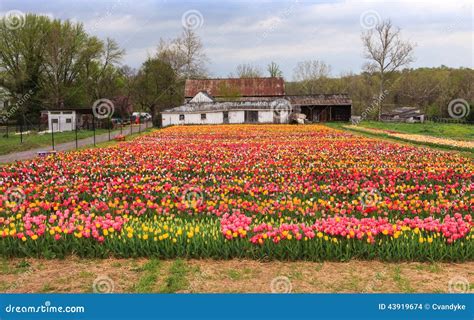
[381,107,425,123]
[41,110,77,132]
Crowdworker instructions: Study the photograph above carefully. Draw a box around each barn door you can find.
[244,111,258,123]
[51,118,59,132]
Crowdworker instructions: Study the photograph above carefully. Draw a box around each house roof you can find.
[184,77,285,97]
[184,94,352,105]
[163,94,352,114]
[286,94,352,106]
[163,101,279,113]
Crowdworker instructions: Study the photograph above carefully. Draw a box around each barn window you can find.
[201,113,206,120]
[66,118,72,123]
[179,114,185,121]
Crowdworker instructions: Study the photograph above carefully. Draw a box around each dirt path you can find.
[1,258,472,293]
[344,125,474,149]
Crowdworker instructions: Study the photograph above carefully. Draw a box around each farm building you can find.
[381,107,425,123]
[161,78,351,127]
[40,107,102,132]
[41,110,77,132]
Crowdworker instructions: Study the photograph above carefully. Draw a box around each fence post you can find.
[139,118,141,134]
[51,126,55,150]
[120,121,123,135]
[93,116,96,146]
[130,116,133,135]
[108,120,111,141]
[20,123,23,143]
[75,120,78,149]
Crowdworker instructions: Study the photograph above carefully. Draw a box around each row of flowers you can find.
[221,211,472,244]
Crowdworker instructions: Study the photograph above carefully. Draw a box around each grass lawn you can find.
[1,257,472,293]
[0,129,108,155]
[357,121,474,141]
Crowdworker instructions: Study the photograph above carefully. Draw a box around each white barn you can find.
[162,92,291,126]
[161,78,352,127]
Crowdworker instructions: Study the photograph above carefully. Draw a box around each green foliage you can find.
[286,67,474,118]
[0,14,125,122]
[160,260,189,293]
[134,259,161,293]
[132,58,183,118]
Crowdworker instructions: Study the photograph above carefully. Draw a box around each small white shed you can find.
[42,110,76,132]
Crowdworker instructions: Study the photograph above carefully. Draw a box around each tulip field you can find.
[0,125,472,261]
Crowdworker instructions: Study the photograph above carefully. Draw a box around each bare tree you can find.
[292,60,332,94]
[267,61,283,78]
[157,28,208,79]
[362,19,415,119]
[230,63,263,78]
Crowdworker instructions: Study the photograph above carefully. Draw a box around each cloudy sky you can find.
[1,0,472,78]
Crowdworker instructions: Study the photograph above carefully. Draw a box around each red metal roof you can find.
[184,77,285,98]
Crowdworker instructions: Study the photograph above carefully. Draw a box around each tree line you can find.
[0,14,472,125]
